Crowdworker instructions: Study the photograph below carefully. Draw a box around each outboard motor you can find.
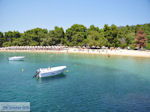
[33,70,40,78]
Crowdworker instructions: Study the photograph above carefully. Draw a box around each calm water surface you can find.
[0,52,150,112]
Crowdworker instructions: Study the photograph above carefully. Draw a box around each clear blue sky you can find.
[0,0,150,32]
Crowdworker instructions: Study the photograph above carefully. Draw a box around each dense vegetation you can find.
[0,23,150,49]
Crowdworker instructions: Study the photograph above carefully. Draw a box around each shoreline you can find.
[1,48,150,58]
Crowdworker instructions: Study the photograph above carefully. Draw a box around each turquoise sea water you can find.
[0,52,150,112]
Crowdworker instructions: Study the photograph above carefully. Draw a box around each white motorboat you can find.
[34,66,67,78]
[8,56,25,61]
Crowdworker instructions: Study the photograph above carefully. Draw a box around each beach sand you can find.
[1,48,150,58]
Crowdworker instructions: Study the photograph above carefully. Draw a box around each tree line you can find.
[0,23,150,49]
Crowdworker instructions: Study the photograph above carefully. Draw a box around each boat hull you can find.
[9,56,25,61]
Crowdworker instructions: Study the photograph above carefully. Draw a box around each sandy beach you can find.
[1,47,150,58]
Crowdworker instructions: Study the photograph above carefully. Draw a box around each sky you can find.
[0,0,150,32]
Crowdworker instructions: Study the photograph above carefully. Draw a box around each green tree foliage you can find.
[1,23,150,49]
[2,31,21,46]
[103,24,120,47]
[65,24,87,46]
[24,28,48,45]
[4,31,21,42]
[39,26,64,46]
[40,37,52,46]
[0,32,4,47]
[48,26,64,45]
[117,26,135,48]
[86,25,107,47]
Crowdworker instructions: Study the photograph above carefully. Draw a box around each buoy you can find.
[21,68,24,72]
[65,70,69,72]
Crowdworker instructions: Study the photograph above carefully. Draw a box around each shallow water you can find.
[0,52,150,112]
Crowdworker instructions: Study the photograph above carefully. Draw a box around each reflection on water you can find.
[37,74,66,83]
[8,60,24,64]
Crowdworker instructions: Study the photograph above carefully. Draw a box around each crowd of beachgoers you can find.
[0,46,150,58]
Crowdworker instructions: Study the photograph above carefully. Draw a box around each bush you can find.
[2,42,12,47]
[146,43,150,50]
[129,44,136,50]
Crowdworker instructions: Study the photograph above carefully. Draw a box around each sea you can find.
[0,52,150,112]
